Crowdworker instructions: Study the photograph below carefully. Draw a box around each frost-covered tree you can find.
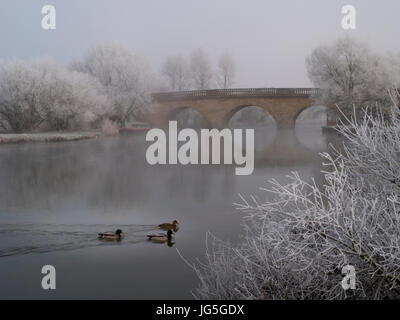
[71,44,156,126]
[306,37,396,122]
[44,67,107,130]
[162,55,190,91]
[190,48,213,90]
[192,96,400,300]
[216,52,235,89]
[0,61,47,132]
[386,52,400,87]
[0,60,105,132]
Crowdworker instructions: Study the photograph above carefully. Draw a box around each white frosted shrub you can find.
[0,60,106,132]
[306,37,398,123]
[193,101,400,300]
[71,44,156,126]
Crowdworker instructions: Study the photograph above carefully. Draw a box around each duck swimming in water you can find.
[158,220,179,231]
[147,229,173,243]
[98,229,124,240]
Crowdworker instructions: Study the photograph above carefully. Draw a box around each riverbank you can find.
[0,131,101,144]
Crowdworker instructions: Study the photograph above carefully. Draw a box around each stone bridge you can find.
[149,88,329,129]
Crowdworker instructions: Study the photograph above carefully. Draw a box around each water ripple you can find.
[0,224,159,258]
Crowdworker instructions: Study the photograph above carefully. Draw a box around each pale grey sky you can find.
[0,0,399,87]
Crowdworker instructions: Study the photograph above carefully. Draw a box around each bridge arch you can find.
[294,105,327,127]
[226,105,276,128]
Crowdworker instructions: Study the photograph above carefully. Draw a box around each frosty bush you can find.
[0,60,48,132]
[71,44,156,126]
[193,101,400,300]
[44,67,106,131]
[0,60,105,132]
[306,37,397,123]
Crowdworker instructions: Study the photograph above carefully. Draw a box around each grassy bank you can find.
[0,131,101,144]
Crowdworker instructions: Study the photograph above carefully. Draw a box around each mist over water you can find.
[0,125,341,299]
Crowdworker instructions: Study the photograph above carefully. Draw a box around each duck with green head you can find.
[98,229,124,240]
[147,229,173,243]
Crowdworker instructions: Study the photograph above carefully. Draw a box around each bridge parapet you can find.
[150,88,323,129]
[153,88,319,101]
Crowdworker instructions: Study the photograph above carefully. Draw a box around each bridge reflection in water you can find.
[255,128,323,166]
[182,126,338,170]
[163,126,339,207]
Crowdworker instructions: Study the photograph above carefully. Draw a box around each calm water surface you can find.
[0,126,341,299]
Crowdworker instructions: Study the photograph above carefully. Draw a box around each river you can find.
[0,126,341,299]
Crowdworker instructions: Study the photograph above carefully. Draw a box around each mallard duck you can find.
[147,229,173,242]
[98,229,124,240]
[158,220,179,231]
